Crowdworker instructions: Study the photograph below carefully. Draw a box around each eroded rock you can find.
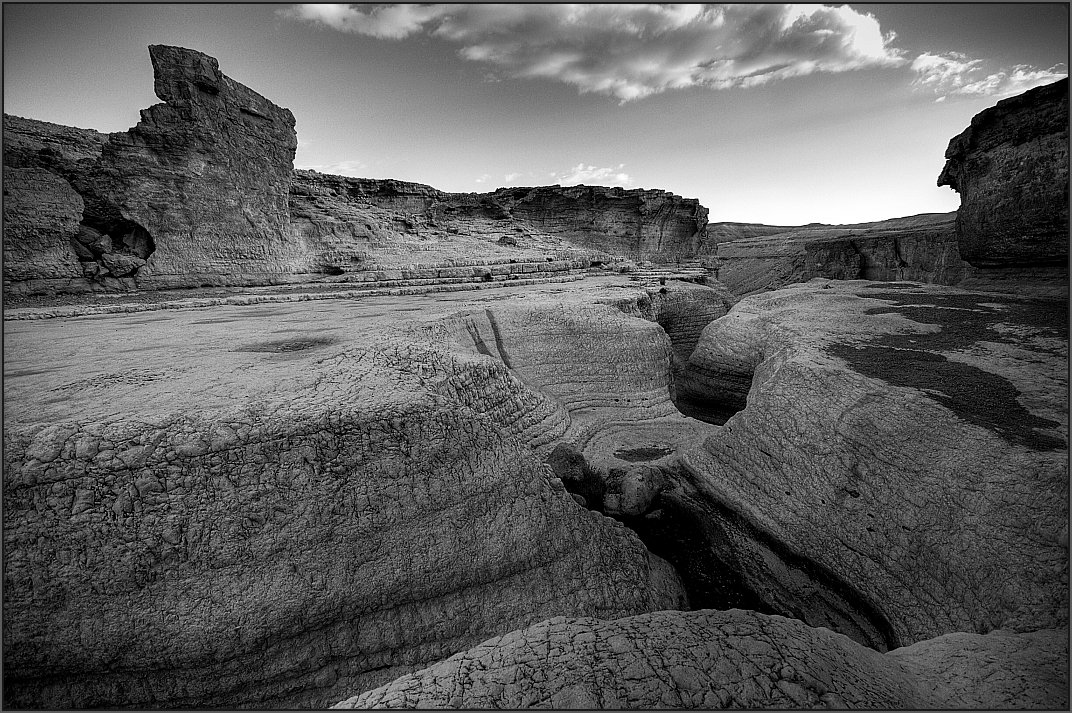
[938,78,1069,270]
[680,280,1068,646]
[2,281,690,709]
[334,608,1068,709]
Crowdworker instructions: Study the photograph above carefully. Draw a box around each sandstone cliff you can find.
[2,46,304,295]
[711,213,972,296]
[938,78,1069,269]
[485,184,709,262]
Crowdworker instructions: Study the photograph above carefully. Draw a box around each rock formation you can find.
[336,609,1068,709]
[679,280,1068,647]
[2,45,302,294]
[486,184,710,262]
[938,78,1069,269]
[711,213,972,296]
[2,281,692,709]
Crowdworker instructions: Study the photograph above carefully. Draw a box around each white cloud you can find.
[503,172,522,183]
[912,52,1066,101]
[957,64,1067,99]
[552,163,632,187]
[281,3,906,102]
[279,3,450,39]
[298,159,367,176]
[474,173,491,184]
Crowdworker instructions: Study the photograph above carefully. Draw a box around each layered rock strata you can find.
[486,184,710,262]
[938,78,1069,269]
[712,213,972,296]
[680,280,1068,647]
[336,609,1068,709]
[3,45,303,294]
[3,279,695,709]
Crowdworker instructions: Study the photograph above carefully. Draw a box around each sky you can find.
[3,3,1068,225]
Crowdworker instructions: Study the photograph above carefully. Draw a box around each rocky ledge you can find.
[938,78,1069,270]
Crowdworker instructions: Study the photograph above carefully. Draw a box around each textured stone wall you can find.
[938,78,1069,268]
[2,45,303,295]
[713,213,971,296]
[489,184,709,261]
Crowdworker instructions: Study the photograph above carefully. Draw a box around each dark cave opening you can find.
[72,211,156,280]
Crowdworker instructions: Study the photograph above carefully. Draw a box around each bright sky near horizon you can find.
[3,3,1068,224]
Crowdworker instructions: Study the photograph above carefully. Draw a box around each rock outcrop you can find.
[679,280,1068,647]
[485,185,710,262]
[3,279,698,709]
[938,78,1069,269]
[3,45,302,295]
[712,213,972,296]
[287,170,599,279]
[336,609,1068,709]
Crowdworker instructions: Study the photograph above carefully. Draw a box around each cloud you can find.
[281,3,906,101]
[298,159,367,176]
[912,52,1066,101]
[957,64,1068,98]
[279,3,449,39]
[503,172,522,183]
[474,173,491,184]
[552,163,632,187]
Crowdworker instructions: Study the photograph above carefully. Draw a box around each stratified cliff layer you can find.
[712,213,972,297]
[486,184,709,262]
[1,44,710,297]
[938,78,1069,269]
[3,46,303,294]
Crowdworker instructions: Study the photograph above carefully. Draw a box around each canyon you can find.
[2,47,1067,710]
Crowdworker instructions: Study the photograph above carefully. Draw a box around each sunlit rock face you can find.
[938,78,1069,270]
[711,213,973,297]
[1,283,688,710]
[334,609,1068,710]
[681,280,1068,648]
[486,184,711,262]
[2,45,301,294]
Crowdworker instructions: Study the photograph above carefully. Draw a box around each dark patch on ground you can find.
[236,336,339,353]
[4,369,51,378]
[673,393,743,425]
[613,446,674,462]
[828,291,1067,452]
[860,282,924,290]
[190,319,238,325]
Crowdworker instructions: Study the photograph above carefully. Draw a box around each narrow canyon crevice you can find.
[543,305,900,653]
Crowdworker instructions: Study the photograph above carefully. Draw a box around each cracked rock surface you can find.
[334,608,1068,709]
[3,277,688,709]
[681,279,1068,646]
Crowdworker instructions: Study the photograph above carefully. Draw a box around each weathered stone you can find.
[938,78,1069,269]
[712,213,972,297]
[490,184,709,262]
[2,167,85,286]
[334,609,1068,710]
[680,280,1068,647]
[2,278,689,709]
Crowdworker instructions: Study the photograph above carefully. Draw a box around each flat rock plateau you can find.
[3,47,1067,710]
